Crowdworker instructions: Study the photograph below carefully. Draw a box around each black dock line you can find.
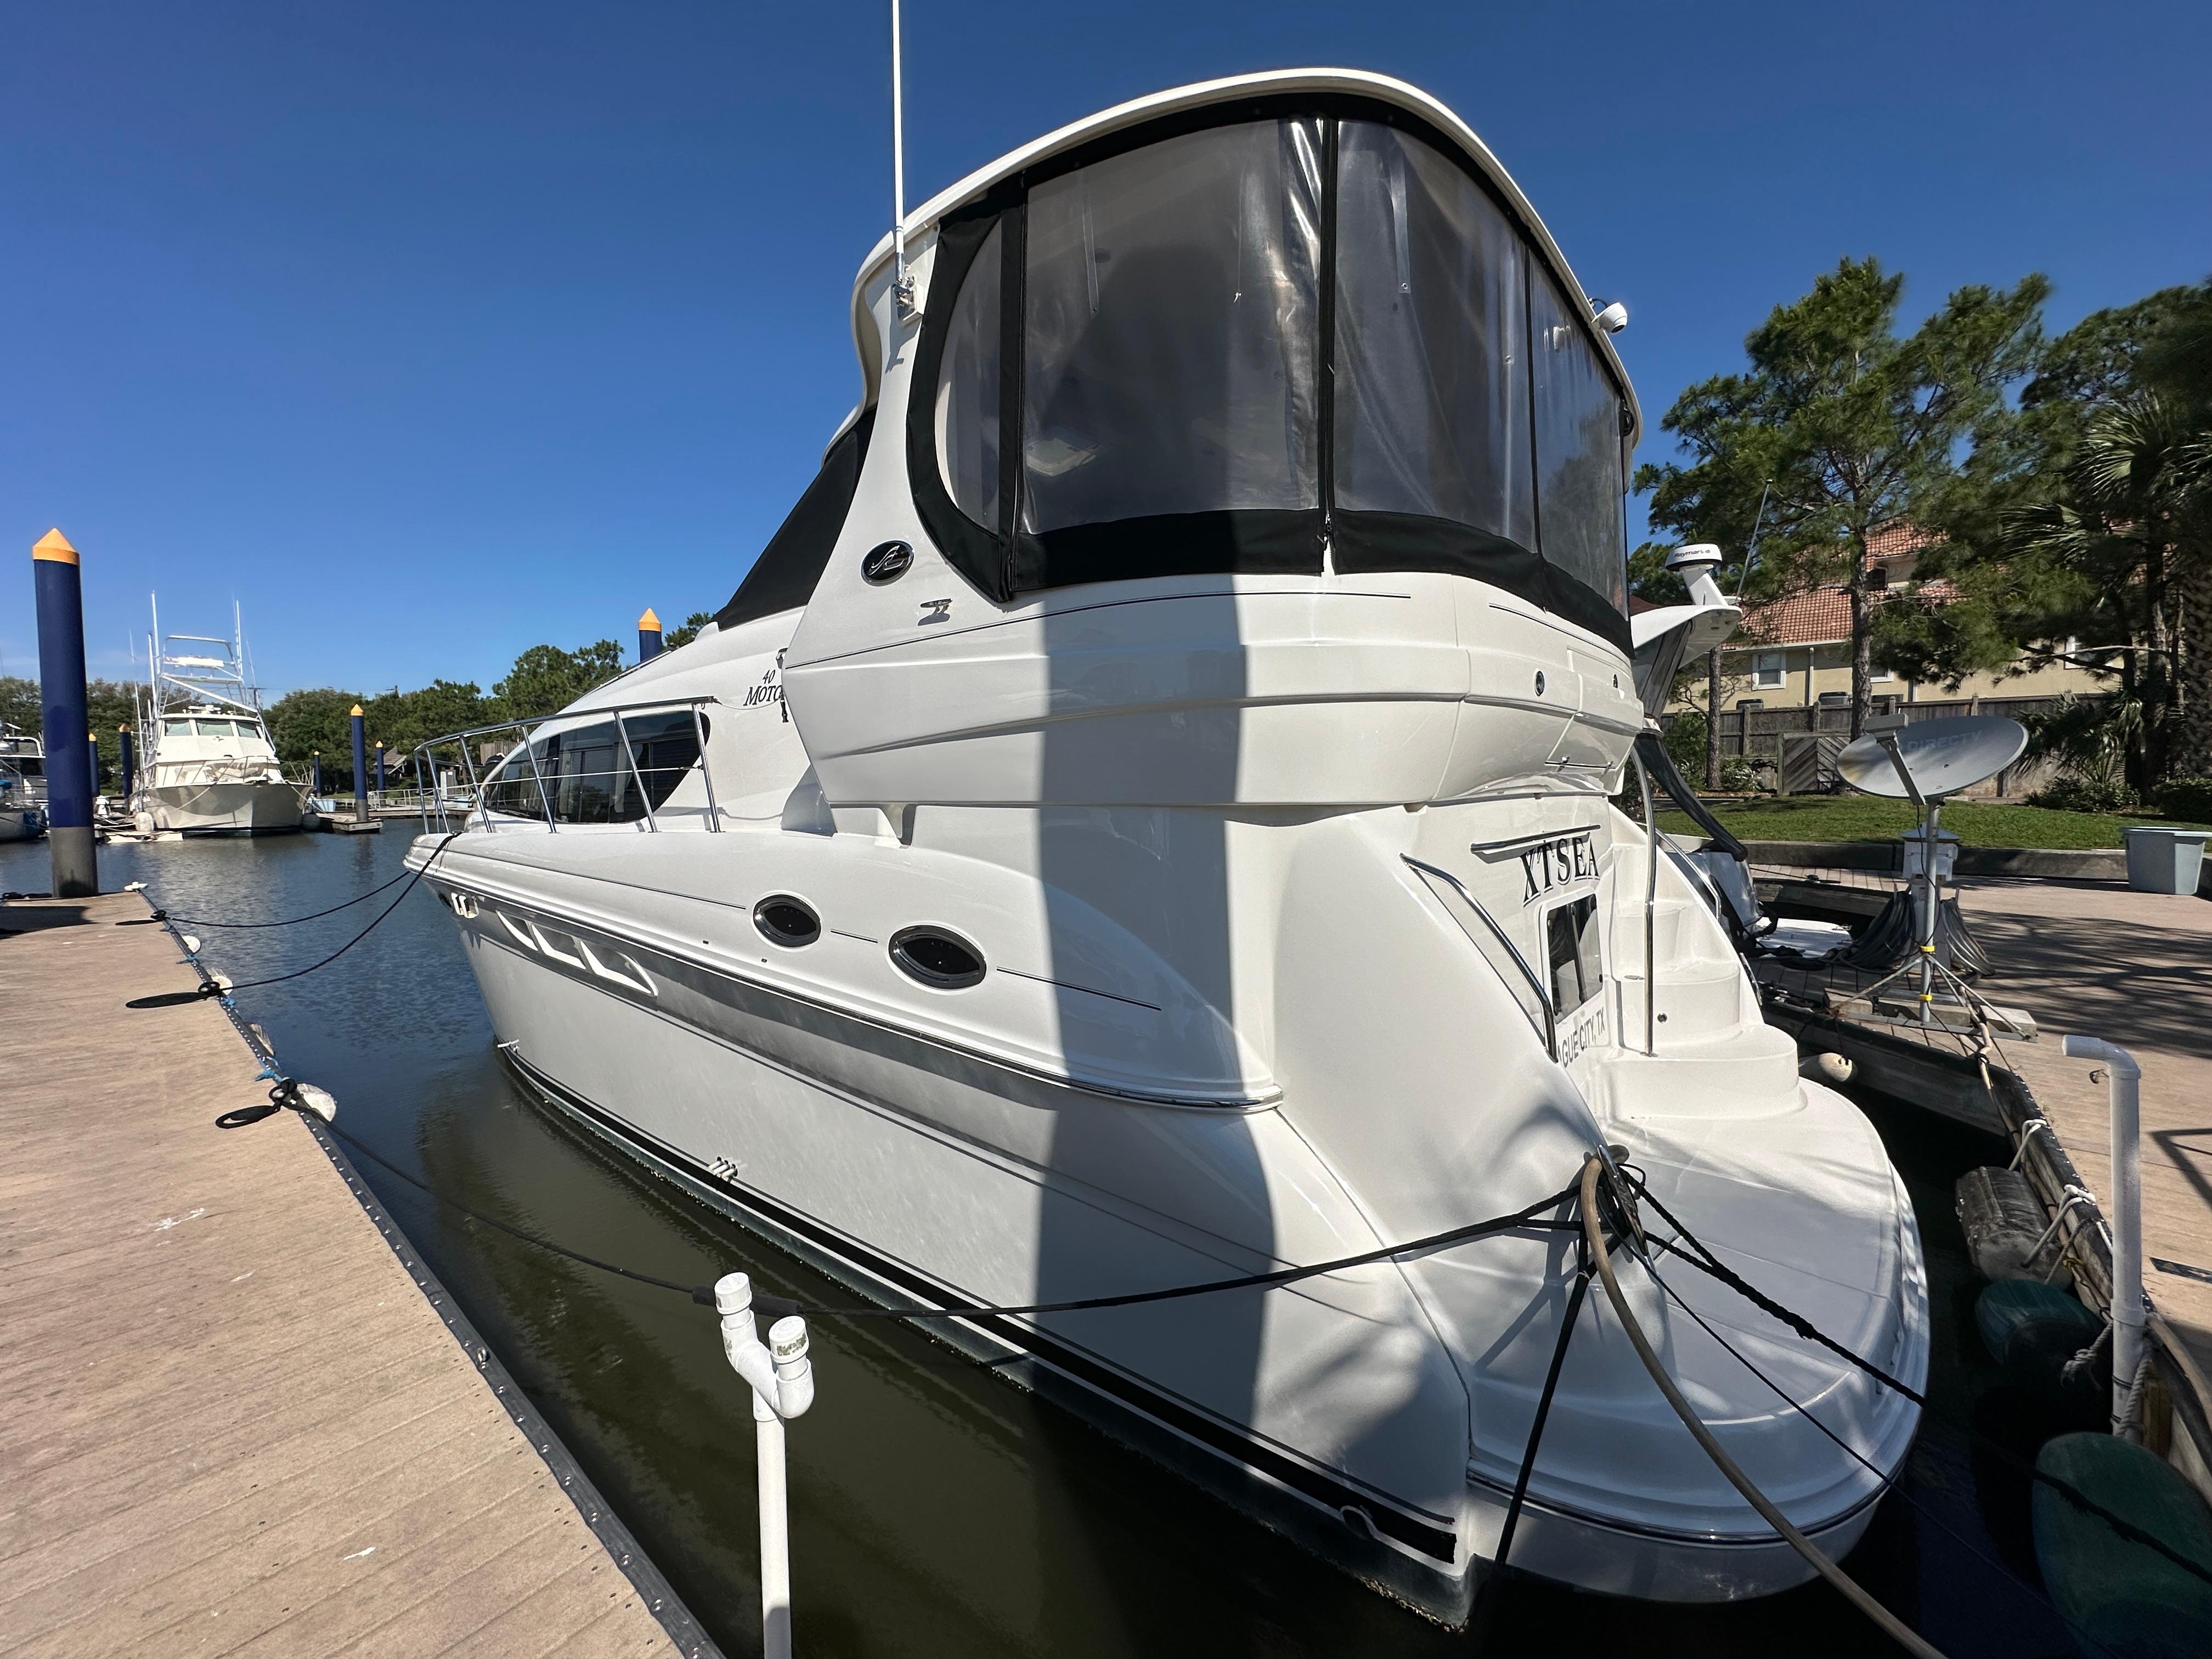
[190,831,460,994]
[1627,1166,2212,1595]
[154,864,421,927]
[1581,1158,1951,1659]
[257,1069,1579,1322]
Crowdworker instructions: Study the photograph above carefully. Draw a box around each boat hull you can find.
[437,880,1915,1621]
[138,781,307,836]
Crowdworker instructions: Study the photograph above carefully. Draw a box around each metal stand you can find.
[1848,735,1949,1028]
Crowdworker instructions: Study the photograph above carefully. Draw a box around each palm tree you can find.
[2002,393,2212,786]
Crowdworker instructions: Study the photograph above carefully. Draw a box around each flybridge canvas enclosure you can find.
[715,409,877,631]
[904,96,1632,650]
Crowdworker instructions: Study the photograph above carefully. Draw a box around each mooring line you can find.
[1647,1261,2126,1659]
[252,1070,1583,1323]
[1581,1158,1951,1659]
[187,831,460,994]
[153,864,420,927]
[1628,1167,2212,1594]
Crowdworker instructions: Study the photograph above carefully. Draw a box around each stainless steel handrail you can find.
[1631,738,1659,1056]
[408,696,721,837]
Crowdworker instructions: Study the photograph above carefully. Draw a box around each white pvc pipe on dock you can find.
[755,1393,792,1659]
[715,1273,814,1659]
[2060,1034,2145,1432]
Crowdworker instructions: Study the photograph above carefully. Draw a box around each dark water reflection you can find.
[3,832,2081,1657]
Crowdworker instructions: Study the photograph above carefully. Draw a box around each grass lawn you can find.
[1654,794,2212,851]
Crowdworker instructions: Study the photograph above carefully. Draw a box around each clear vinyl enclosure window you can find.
[1019,118,1323,531]
[936,222,1002,531]
[1332,122,1532,548]
[1530,270,1629,613]
[919,103,1629,641]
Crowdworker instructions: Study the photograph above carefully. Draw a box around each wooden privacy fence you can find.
[1664,695,2069,798]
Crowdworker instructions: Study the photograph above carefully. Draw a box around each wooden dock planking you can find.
[0,893,697,1657]
[1954,877,2212,1387]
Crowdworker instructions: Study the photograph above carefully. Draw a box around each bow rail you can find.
[407,696,723,836]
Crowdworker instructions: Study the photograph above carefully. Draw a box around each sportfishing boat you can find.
[0,725,44,843]
[133,605,308,836]
[410,71,1927,1621]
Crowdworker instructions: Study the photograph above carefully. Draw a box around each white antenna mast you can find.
[890,0,918,318]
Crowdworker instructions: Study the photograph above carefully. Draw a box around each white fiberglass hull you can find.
[139,780,307,836]
[421,812,1928,1622]
[0,806,43,842]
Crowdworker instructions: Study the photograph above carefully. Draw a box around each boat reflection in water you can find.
[409,71,1927,1622]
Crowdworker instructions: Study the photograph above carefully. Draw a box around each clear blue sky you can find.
[5,1,2207,698]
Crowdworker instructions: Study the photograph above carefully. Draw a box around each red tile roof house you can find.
[1655,525,2095,795]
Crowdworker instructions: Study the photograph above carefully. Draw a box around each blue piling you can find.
[349,705,368,816]
[31,529,96,896]
[312,751,324,797]
[88,731,101,799]
[374,741,386,804]
[118,725,136,802]
[639,608,664,662]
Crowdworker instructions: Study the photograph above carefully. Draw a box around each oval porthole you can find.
[861,540,913,585]
[889,925,985,990]
[753,895,821,949]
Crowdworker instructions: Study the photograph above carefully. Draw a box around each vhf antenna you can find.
[1731,478,1774,605]
[890,0,917,319]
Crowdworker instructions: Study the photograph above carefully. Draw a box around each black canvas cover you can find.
[905,97,1634,653]
[714,407,877,631]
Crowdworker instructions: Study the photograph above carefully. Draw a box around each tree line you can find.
[0,611,714,785]
[1635,260,2211,805]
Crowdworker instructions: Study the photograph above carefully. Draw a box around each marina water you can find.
[3,830,2086,1657]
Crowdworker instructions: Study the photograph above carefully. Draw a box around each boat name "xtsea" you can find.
[1515,832,1597,905]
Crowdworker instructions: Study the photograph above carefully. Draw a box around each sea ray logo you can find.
[1514,832,1598,905]
[743,668,783,709]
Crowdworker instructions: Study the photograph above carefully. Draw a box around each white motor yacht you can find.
[134,606,308,836]
[0,726,45,843]
[410,71,1926,1622]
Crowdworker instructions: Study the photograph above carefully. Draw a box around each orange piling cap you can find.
[350,704,364,717]
[639,607,663,631]
[32,528,78,564]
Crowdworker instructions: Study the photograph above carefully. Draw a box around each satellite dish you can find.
[1836,715,2028,800]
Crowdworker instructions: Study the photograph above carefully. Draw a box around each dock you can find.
[1760,859,2212,1482]
[0,892,711,1656]
[1951,876,2212,1385]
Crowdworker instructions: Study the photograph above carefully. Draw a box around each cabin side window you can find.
[480,712,706,824]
